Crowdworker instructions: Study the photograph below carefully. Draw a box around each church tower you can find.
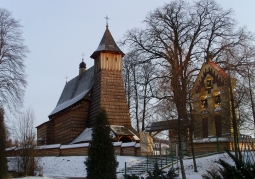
[87,25,132,127]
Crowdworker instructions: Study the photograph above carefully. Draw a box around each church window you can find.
[206,77,212,88]
[201,97,208,109]
[215,94,221,106]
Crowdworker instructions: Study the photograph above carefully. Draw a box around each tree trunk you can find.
[248,69,255,137]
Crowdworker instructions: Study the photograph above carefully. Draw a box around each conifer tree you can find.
[0,108,8,178]
[85,108,118,179]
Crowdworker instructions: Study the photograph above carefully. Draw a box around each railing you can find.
[123,154,178,177]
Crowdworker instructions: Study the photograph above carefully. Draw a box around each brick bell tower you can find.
[87,24,132,128]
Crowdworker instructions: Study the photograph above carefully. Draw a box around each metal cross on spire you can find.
[105,15,110,28]
[65,76,68,83]
[81,52,85,61]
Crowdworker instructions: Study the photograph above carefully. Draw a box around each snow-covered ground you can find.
[8,153,234,179]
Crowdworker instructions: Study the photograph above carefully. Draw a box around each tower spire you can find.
[90,22,124,59]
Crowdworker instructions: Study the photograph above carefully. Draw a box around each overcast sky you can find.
[1,0,255,128]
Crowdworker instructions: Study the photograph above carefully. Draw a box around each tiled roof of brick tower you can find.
[90,26,124,59]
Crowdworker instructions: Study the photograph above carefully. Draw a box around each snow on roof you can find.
[113,142,122,146]
[71,126,139,145]
[135,143,140,148]
[121,142,136,148]
[193,137,233,143]
[15,145,33,150]
[70,128,93,144]
[60,143,89,149]
[49,90,89,116]
[36,144,61,150]
[5,146,16,151]
[49,67,94,116]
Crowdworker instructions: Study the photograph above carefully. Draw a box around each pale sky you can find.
[1,0,255,128]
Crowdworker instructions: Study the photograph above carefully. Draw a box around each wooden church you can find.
[36,25,139,145]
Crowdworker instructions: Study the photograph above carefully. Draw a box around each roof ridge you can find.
[208,61,229,78]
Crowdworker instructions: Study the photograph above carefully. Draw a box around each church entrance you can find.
[119,136,132,143]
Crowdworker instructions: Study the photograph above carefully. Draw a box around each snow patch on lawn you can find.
[8,153,235,179]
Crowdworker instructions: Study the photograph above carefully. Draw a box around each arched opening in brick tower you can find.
[119,136,132,143]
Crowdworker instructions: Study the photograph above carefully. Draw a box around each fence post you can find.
[171,152,174,168]
[125,162,127,178]
[166,149,167,164]
[216,136,220,153]
[147,155,148,172]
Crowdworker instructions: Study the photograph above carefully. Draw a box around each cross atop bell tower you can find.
[104,15,109,28]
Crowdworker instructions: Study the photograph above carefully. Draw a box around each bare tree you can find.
[220,43,255,159]
[0,8,28,112]
[123,0,254,178]
[12,108,37,176]
[123,52,156,132]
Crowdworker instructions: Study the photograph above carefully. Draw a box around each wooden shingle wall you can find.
[40,100,90,145]
[87,70,131,127]
[36,148,60,156]
[60,147,89,156]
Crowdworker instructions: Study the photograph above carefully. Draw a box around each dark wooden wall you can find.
[87,70,131,127]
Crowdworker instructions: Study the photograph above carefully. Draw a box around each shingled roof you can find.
[49,66,94,117]
[90,26,124,59]
[208,61,229,78]
[145,119,190,132]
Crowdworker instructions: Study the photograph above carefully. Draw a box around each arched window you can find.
[206,77,212,88]
[213,91,221,107]
[215,95,221,106]
[201,97,208,109]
